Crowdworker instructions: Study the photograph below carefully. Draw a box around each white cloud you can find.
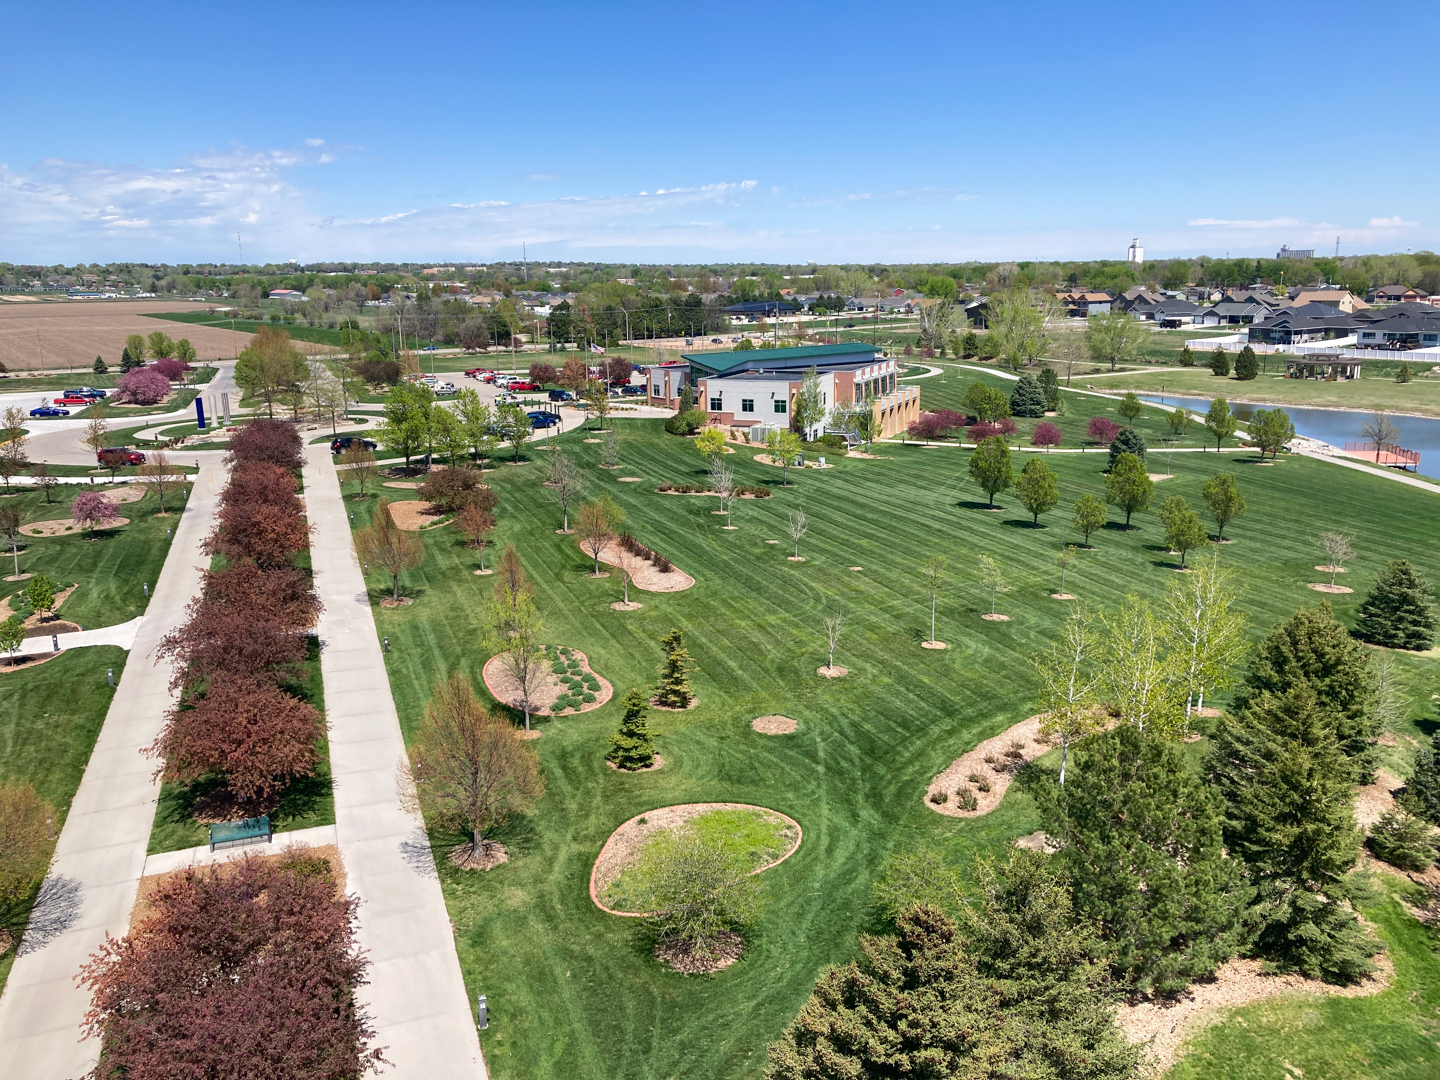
[1187,217,1304,229]
[740,179,757,190]
[1368,215,1418,228]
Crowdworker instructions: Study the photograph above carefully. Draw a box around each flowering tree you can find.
[71,491,119,535]
[152,358,192,382]
[114,367,172,405]
[966,421,1001,443]
[1032,422,1063,450]
[1086,415,1122,447]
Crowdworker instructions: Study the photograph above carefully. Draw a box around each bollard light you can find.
[107,668,114,687]
[52,633,59,652]
[476,994,488,1030]
[143,582,149,598]
[166,527,171,539]
[383,636,390,654]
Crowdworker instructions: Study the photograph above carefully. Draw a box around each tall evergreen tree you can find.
[1356,559,1438,651]
[1233,345,1260,380]
[1208,686,1379,983]
[1038,366,1061,410]
[1106,426,1146,469]
[766,853,1141,1080]
[1009,373,1047,418]
[653,629,695,708]
[1233,603,1378,782]
[1399,729,1440,826]
[1031,726,1245,995]
[606,689,656,769]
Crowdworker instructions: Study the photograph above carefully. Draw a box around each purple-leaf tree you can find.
[72,491,120,535]
[114,367,172,405]
[1032,422,1063,450]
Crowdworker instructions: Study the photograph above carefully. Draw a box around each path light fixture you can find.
[107,668,114,687]
[476,994,488,1030]
[383,636,390,654]
[143,582,149,598]
[52,634,59,652]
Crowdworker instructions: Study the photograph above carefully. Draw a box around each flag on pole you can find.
[590,343,606,354]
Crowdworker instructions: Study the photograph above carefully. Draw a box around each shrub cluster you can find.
[150,424,323,814]
[417,466,496,514]
[663,408,708,435]
[656,481,770,498]
[545,645,601,714]
[617,532,673,573]
[907,408,967,441]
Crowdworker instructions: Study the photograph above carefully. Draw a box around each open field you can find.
[342,415,1440,1080]
[144,311,346,352]
[1101,365,1440,418]
[0,300,247,372]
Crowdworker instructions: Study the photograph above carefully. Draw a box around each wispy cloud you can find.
[1187,217,1304,229]
[1368,215,1418,228]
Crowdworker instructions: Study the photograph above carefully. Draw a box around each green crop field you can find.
[340,415,1440,1080]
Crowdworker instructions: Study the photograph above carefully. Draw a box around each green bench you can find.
[208,815,272,853]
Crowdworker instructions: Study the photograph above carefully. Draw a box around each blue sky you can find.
[3,1,1434,265]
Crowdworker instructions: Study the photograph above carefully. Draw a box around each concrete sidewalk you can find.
[0,469,228,1079]
[305,445,486,1079]
[17,614,144,656]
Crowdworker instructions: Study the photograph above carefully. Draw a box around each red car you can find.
[98,447,147,466]
[464,368,492,379]
[54,395,93,407]
[508,381,537,392]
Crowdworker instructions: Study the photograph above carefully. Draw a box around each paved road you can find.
[305,444,487,1079]
[0,468,227,1079]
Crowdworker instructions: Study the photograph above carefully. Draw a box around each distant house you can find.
[1224,289,1283,310]
[1354,309,1440,350]
[1247,303,1361,346]
[1196,300,1270,326]
[1138,298,1201,326]
[963,296,991,329]
[1368,284,1431,305]
[674,342,919,441]
[1112,287,1165,315]
[1286,289,1368,313]
[724,300,799,319]
[267,288,305,302]
[1057,291,1113,318]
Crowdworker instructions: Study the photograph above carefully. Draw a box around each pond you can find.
[1136,393,1440,481]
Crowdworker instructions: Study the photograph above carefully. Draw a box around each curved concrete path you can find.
[304,445,487,1079]
[0,471,226,1079]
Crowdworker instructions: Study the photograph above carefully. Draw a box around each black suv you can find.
[331,435,378,455]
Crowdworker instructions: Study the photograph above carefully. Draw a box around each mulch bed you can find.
[655,931,744,975]
[752,715,796,734]
[482,645,612,716]
[21,516,129,536]
[132,844,347,926]
[387,501,449,531]
[1308,582,1354,593]
[590,539,694,593]
[925,715,1053,818]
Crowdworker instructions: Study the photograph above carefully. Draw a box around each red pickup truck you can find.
[54,395,94,407]
[508,380,537,392]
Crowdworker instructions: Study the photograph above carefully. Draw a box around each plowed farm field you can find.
[0,299,250,372]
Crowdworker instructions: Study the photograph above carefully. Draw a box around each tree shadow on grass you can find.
[1002,519,1045,530]
[957,500,1004,511]
[1100,521,1136,533]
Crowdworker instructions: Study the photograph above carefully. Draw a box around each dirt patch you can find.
[816,665,847,678]
[379,596,414,608]
[849,566,863,571]
[383,481,422,489]
[387,500,447,531]
[1117,954,1392,1072]
[1316,564,1348,573]
[618,476,643,482]
[1014,831,1058,853]
[24,620,79,638]
[925,715,1051,818]
[133,843,347,926]
[590,538,695,593]
[1308,582,1354,594]
[448,839,509,871]
[1148,473,1174,481]
[753,715,797,734]
[610,601,643,611]
[1355,769,1403,829]
[84,485,147,505]
[607,755,665,772]
[981,612,1011,621]
[590,803,803,916]
[921,640,948,650]
[21,516,129,536]
[482,646,612,716]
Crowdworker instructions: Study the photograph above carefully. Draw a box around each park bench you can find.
[208,815,272,853]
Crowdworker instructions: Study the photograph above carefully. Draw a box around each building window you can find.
[652,384,661,396]
[773,399,787,414]
[741,398,755,413]
[709,396,722,411]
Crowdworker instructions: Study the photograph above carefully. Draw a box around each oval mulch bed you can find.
[589,803,803,917]
[589,539,694,593]
[482,645,612,716]
[22,517,130,537]
[1308,582,1353,593]
[925,715,1053,818]
[752,715,796,734]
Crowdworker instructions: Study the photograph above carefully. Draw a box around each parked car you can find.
[481,372,500,383]
[508,380,537,392]
[710,337,724,344]
[421,345,438,352]
[54,395,93,407]
[527,411,561,428]
[464,368,493,379]
[98,447,146,465]
[30,406,70,418]
[64,387,106,399]
[433,382,457,396]
[331,435,379,455]
[495,391,519,403]
[620,385,645,396]
[548,389,574,402]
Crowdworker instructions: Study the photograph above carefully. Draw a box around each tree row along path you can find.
[0,463,229,1079]
[303,443,487,1080]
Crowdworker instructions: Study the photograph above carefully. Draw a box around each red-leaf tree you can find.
[227,418,304,470]
[527,361,557,386]
[159,600,311,689]
[1032,422,1063,450]
[202,562,322,632]
[221,461,302,509]
[152,358,192,381]
[71,491,120,535]
[207,500,311,567]
[147,674,323,806]
[78,851,384,1080]
[967,421,1001,443]
[1087,416,1122,446]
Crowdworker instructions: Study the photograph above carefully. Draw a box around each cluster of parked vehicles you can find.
[30,387,107,417]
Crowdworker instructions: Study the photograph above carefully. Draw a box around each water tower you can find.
[1126,238,1144,265]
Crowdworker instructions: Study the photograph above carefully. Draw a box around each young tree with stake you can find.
[977,554,1008,616]
[1319,531,1355,587]
[822,613,845,673]
[1055,543,1078,596]
[339,443,379,497]
[456,501,495,570]
[0,505,21,577]
[765,428,802,486]
[577,493,624,574]
[138,450,181,513]
[1104,453,1152,527]
[710,458,735,526]
[1158,496,1210,568]
[1202,472,1245,540]
[968,435,1013,507]
[542,449,585,532]
[1071,492,1107,546]
[1204,397,1238,451]
[921,556,946,646]
[1015,457,1059,526]
[355,498,425,601]
[787,508,808,558]
[484,578,547,731]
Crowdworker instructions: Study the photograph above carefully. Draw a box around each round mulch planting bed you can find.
[816,665,847,678]
[981,613,1011,621]
[590,803,802,917]
[786,555,806,562]
[610,601,643,611]
[1308,582,1354,593]
[618,476,644,482]
[849,566,863,571]
[3,573,33,582]
[21,517,129,537]
[383,480,422,489]
[752,715,797,734]
[379,596,414,607]
[1148,473,1174,481]
[1316,564,1348,574]
[655,931,744,975]
[483,644,612,716]
[387,501,447,531]
[473,568,494,576]
[449,839,510,871]
[764,539,779,544]
[1050,593,1077,600]
[921,640,948,650]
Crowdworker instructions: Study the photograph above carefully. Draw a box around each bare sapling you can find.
[1319,531,1355,587]
[787,508,808,558]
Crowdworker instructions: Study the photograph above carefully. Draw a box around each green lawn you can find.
[1101,365,1440,418]
[340,418,1439,1080]
[0,366,216,394]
